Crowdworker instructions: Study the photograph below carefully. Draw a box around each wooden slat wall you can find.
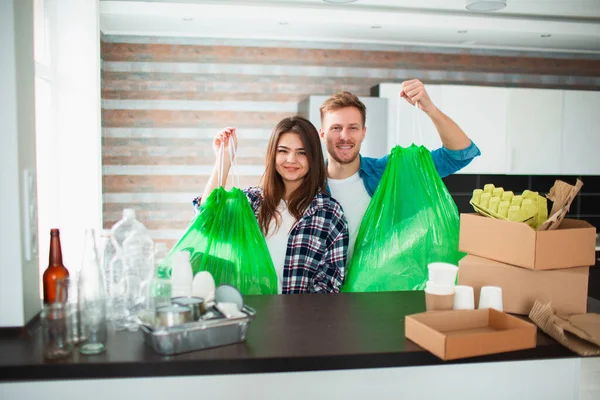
[101,35,600,257]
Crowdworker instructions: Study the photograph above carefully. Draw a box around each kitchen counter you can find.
[1,291,596,383]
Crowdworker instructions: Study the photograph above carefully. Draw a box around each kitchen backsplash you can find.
[443,174,600,229]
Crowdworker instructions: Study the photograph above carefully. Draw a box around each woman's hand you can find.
[213,127,238,160]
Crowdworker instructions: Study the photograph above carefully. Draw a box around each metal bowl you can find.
[171,296,206,320]
[155,305,192,327]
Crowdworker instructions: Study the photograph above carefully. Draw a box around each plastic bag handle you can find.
[396,96,424,146]
[217,137,240,189]
[411,102,424,145]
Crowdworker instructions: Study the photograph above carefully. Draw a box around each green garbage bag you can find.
[157,186,278,295]
[342,144,463,292]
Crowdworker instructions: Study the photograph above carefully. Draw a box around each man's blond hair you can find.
[319,91,367,126]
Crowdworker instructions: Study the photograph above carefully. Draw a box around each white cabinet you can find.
[378,84,599,176]
[298,95,388,159]
[440,85,509,174]
[561,90,600,175]
[506,88,564,175]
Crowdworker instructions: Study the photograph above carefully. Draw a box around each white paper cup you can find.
[425,281,455,295]
[427,262,458,286]
[478,286,503,311]
[453,285,475,310]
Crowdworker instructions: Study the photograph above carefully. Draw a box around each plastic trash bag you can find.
[341,144,463,292]
[157,186,278,295]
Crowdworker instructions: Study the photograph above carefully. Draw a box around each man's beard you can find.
[326,140,360,165]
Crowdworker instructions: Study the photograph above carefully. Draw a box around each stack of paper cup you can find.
[425,263,458,311]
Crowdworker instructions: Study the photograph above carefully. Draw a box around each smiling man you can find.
[319,79,481,260]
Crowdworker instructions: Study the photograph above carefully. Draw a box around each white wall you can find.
[49,0,102,273]
[0,0,40,327]
[0,0,102,328]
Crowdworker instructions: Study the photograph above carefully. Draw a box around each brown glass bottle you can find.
[43,229,70,304]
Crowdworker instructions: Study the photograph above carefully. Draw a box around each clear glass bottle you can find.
[78,229,108,355]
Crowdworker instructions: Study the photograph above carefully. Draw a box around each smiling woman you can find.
[195,116,349,294]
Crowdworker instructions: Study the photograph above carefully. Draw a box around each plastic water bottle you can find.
[110,209,146,248]
[122,229,155,331]
[98,230,113,315]
[108,209,146,330]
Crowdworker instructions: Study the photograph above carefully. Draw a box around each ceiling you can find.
[99,0,600,53]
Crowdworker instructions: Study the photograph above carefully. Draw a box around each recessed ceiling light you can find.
[465,0,507,12]
[371,25,382,29]
[540,34,552,38]
[322,0,358,3]
[182,17,193,22]
[457,30,468,34]
[279,21,289,25]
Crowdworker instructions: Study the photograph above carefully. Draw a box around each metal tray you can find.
[139,306,256,356]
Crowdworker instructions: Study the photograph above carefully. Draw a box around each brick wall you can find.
[100,35,600,257]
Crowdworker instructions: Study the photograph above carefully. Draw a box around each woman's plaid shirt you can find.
[194,187,348,293]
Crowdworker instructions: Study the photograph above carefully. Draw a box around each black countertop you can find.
[1,291,595,383]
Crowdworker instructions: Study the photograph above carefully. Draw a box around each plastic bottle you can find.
[122,229,155,331]
[171,251,193,298]
[110,209,146,247]
[108,209,145,330]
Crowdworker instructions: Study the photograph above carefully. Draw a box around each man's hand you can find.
[400,79,437,114]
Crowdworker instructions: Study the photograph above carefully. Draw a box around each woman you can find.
[195,116,348,294]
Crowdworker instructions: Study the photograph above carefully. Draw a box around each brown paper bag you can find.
[529,301,600,356]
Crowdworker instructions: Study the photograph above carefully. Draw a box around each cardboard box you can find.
[405,308,537,360]
[459,213,596,270]
[459,255,589,315]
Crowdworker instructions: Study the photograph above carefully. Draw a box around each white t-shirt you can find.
[265,201,296,294]
[328,172,372,263]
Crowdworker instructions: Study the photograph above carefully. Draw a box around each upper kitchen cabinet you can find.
[377,83,443,152]
[506,88,564,175]
[440,85,509,175]
[298,95,388,159]
[560,90,600,175]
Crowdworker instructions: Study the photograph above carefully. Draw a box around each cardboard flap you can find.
[530,301,600,356]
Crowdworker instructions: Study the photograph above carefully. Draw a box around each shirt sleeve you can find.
[430,141,481,178]
[193,187,261,214]
[308,206,349,294]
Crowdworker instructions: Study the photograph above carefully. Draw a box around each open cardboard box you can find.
[458,255,589,315]
[459,213,596,270]
[405,308,537,361]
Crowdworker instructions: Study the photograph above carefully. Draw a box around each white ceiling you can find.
[100,0,600,53]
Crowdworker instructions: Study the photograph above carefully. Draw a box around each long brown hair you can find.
[258,116,326,236]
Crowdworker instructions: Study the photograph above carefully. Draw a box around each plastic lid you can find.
[123,208,136,219]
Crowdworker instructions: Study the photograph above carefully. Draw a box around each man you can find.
[319,79,480,260]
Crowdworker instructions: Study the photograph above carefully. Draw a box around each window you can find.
[34,0,56,296]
